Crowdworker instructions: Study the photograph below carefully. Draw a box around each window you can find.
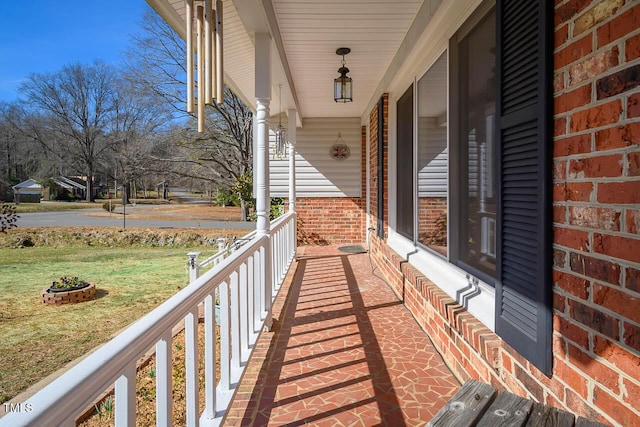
[417,53,448,255]
[452,8,497,281]
[391,0,552,374]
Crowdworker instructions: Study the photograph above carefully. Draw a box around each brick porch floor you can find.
[224,245,461,426]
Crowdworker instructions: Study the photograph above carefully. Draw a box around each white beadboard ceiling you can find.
[147,0,423,121]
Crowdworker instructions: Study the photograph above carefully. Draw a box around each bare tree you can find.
[107,76,170,202]
[19,62,117,201]
[0,102,54,185]
[126,8,253,190]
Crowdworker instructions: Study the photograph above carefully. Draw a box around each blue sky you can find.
[0,0,149,101]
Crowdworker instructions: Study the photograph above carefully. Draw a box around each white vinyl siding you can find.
[270,117,361,198]
[417,117,447,197]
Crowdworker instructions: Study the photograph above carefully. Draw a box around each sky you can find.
[0,0,150,102]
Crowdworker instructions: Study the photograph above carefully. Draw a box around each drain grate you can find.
[337,245,366,254]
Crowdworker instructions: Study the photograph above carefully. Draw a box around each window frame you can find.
[449,4,498,286]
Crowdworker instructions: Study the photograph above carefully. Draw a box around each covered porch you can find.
[224,244,460,425]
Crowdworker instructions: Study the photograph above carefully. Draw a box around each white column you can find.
[254,33,271,237]
[255,99,270,235]
[255,33,273,329]
[288,109,296,213]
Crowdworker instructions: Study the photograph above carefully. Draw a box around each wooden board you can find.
[426,379,497,427]
[526,402,575,427]
[575,417,609,427]
[476,391,533,427]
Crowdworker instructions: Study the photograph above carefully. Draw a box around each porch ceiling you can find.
[146,0,424,122]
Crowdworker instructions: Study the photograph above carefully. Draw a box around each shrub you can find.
[0,203,18,233]
[214,188,236,207]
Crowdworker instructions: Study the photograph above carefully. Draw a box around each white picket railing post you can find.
[156,331,173,427]
[219,280,230,393]
[187,251,201,284]
[201,293,216,424]
[115,363,137,426]
[217,238,227,256]
[239,262,250,362]
[253,250,262,333]
[185,307,199,427]
[230,270,241,375]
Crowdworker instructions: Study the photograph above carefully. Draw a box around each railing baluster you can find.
[115,362,136,426]
[156,331,173,427]
[253,250,262,332]
[274,232,280,290]
[230,270,241,375]
[201,293,216,423]
[278,228,283,285]
[239,262,250,362]
[185,308,199,427]
[247,254,257,342]
[219,280,230,393]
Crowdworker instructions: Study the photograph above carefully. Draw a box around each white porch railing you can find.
[0,212,297,427]
[187,230,259,284]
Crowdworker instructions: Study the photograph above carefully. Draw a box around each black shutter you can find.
[377,97,385,239]
[495,0,553,375]
[397,85,414,240]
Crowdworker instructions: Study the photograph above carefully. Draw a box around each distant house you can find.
[50,176,87,200]
[12,179,42,203]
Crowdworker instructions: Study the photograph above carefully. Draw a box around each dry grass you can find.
[79,323,218,427]
[13,201,104,213]
[0,227,244,249]
[87,204,243,222]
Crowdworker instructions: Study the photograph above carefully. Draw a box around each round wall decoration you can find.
[330,143,350,160]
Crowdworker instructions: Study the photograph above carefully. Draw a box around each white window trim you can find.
[385,0,497,332]
[388,232,495,330]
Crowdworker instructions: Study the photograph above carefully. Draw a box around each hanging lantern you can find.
[334,47,352,103]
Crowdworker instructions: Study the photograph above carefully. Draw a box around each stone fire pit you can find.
[41,283,97,305]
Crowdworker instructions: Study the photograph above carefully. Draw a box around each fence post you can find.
[187,251,200,284]
[217,237,227,255]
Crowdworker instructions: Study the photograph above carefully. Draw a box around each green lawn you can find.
[0,245,214,403]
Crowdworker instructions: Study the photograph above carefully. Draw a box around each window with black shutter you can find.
[495,0,552,375]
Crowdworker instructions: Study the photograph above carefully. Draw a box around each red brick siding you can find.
[295,198,365,245]
[553,0,640,425]
[368,94,389,238]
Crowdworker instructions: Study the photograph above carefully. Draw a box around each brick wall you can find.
[294,197,365,245]
[552,1,640,425]
[370,2,640,426]
[368,94,389,237]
